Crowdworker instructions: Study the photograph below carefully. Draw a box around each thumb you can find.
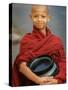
[49,76,53,78]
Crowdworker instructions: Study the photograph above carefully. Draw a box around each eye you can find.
[34,15,38,18]
[42,16,46,18]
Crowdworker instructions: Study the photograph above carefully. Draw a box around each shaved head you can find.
[31,5,49,14]
[30,5,50,30]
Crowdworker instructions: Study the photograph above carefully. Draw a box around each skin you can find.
[19,5,58,85]
[30,5,50,36]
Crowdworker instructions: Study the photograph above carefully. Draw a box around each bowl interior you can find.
[32,59,51,72]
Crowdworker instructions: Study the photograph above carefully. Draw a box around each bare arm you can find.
[19,62,54,85]
[19,62,40,84]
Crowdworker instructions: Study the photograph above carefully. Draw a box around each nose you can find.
[38,16,42,21]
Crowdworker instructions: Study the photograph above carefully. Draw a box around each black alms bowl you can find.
[27,55,58,76]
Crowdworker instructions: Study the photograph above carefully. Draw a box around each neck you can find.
[33,26,47,36]
[40,28,47,36]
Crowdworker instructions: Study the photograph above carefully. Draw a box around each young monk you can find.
[11,5,66,86]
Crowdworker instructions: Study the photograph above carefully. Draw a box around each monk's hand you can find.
[44,78,58,85]
[37,76,54,85]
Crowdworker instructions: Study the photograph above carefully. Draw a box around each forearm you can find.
[19,62,59,85]
[19,62,40,84]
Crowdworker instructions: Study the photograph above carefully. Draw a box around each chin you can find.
[33,25,45,30]
[36,27,45,30]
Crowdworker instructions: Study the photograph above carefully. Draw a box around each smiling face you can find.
[31,5,50,30]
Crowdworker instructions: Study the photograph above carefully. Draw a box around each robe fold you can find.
[11,27,66,86]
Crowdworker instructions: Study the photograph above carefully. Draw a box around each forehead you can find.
[31,5,48,14]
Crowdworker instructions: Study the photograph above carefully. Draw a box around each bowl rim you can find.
[27,55,54,75]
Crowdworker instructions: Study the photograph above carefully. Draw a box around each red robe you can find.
[11,27,66,86]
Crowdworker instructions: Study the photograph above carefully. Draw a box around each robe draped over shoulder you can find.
[11,27,66,86]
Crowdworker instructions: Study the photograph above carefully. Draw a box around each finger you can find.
[43,77,53,79]
[46,78,53,81]
[45,81,53,85]
[49,76,54,78]
[45,76,53,79]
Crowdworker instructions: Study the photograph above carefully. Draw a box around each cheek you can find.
[32,19,37,25]
[32,18,37,22]
[43,19,48,23]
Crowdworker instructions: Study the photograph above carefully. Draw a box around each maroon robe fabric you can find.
[11,27,66,86]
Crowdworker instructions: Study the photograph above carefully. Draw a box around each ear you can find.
[48,16,51,22]
[29,14,32,19]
